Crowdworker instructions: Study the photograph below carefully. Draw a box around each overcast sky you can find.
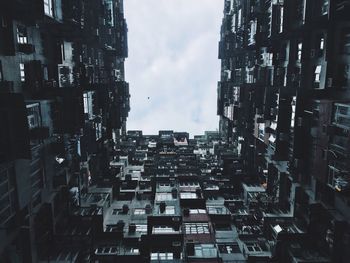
[124,0,223,137]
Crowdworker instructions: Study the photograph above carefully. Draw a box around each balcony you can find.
[327,163,350,192]
[58,65,73,88]
[333,103,350,130]
[329,132,349,157]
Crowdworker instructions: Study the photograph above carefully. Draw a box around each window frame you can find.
[184,223,210,234]
[19,63,25,82]
[44,0,54,17]
[16,25,28,44]
[134,208,146,215]
[150,252,173,260]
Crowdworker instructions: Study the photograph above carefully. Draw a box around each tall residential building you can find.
[218,0,350,262]
[0,0,129,261]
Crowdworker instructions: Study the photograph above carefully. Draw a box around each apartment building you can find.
[0,0,129,261]
[218,0,350,262]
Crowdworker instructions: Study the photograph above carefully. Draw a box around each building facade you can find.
[0,0,129,261]
[217,0,350,262]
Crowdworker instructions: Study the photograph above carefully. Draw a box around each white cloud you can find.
[124,0,223,136]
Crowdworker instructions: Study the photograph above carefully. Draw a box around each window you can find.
[17,26,28,44]
[314,65,322,83]
[190,209,206,214]
[27,103,40,128]
[333,103,350,129]
[208,206,228,214]
[95,246,118,255]
[231,13,236,33]
[152,226,176,234]
[258,123,265,141]
[180,182,199,187]
[194,244,217,258]
[164,206,175,215]
[44,0,53,16]
[279,7,284,33]
[320,38,325,50]
[237,9,242,28]
[291,97,296,128]
[249,19,257,44]
[83,92,92,116]
[134,208,145,215]
[322,0,329,15]
[136,224,147,233]
[180,192,197,199]
[245,242,262,252]
[155,193,173,201]
[185,223,210,234]
[95,122,102,141]
[247,67,255,84]
[151,252,173,261]
[19,63,25,82]
[297,43,302,61]
[267,53,273,66]
[269,134,276,144]
[283,70,288,86]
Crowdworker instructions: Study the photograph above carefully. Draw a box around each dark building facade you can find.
[0,0,129,261]
[217,0,350,262]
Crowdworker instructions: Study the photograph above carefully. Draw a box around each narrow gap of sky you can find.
[124,0,223,136]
